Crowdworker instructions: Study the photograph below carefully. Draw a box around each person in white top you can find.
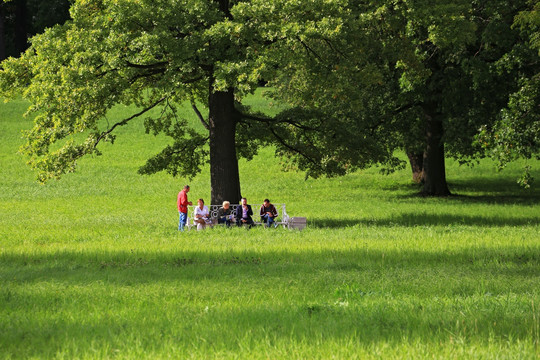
[194,198,211,230]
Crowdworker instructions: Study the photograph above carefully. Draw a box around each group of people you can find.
[177,185,279,231]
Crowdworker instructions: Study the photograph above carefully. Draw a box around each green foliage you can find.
[514,1,540,53]
[0,0,275,182]
[0,0,374,186]
[271,106,398,178]
[479,76,540,187]
[477,2,540,187]
[263,0,538,184]
[1,0,537,188]
[252,1,402,177]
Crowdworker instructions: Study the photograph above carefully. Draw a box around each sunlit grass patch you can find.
[1,93,539,358]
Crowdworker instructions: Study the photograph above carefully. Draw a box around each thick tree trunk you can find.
[406,151,424,184]
[14,0,28,55]
[208,87,242,205]
[216,0,232,18]
[421,109,451,196]
[0,4,6,61]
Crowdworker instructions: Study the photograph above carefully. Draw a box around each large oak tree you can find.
[265,0,539,195]
[0,0,344,204]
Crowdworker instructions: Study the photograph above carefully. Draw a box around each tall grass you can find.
[1,91,539,359]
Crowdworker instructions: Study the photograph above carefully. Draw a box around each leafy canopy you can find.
[0,0,346,182]
[263,0,539,184]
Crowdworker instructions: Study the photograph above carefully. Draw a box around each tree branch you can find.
[393,101,420,115]
[179,73,205,84]
[323,37,347,59]
[125,60,168,69]
[191,100,210,131]
[94,96,167,148]
[170,136,210,156]
[237,109,324,167]
[128,68,167,84]
[297,37,325,63]
[268,126,324,171]
[239,111,319,131]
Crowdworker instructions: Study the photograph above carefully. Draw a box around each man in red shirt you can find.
[177,185,192,231]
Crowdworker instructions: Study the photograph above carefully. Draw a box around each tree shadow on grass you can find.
[2,289,537,358]
[1,247,539,357]
[1,247,539,285]
[383,176,540,205]
[311,212,539,229]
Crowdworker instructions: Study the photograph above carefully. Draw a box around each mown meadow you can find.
[1,91,539,359]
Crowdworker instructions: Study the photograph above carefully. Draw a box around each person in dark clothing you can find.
[235,197,254,228]
[260,199,278,228]
[217,201,233,227]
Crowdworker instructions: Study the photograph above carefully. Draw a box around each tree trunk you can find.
[208,87,242,205]
[406,151,424,184]
[0,3,6,61]
[216,0,232,18]
[421,109,451,196]
[14,0,28,55]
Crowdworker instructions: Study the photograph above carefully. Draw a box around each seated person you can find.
[235,197,254,228]
[194,198,212,231]
[217,201,234,227]
[260,198,279,227]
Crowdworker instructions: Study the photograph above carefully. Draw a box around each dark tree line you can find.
[0,0,70,61]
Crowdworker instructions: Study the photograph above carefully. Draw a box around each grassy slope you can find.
[1,92,539,359]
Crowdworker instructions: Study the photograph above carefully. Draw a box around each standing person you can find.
[217,201,233,227]
[235,197,254,228]
[177,185,192,231]
[194,198,211,231]
[260,199,279,228]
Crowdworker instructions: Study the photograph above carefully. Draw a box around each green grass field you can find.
[1,92,539,359]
